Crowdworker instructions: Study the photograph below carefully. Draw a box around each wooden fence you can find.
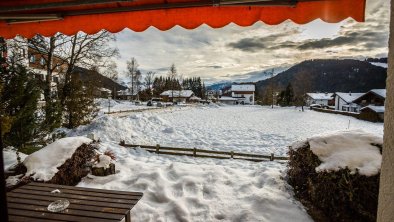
[104,107,161,115]
[119,141,289,162]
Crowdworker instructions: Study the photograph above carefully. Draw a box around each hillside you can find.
[72,67,127,92]
[255,59,387,98]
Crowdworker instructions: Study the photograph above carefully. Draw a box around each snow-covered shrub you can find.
[287,130,382,222]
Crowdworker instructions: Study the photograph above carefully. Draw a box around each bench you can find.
[7,182,143,222]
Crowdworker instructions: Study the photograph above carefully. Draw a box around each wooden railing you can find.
[119,141,289,162]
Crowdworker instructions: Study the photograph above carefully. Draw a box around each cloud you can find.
[112,0,390,83]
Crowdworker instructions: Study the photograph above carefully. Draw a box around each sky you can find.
[112,0,390,84]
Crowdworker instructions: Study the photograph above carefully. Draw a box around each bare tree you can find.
[168,63,178,102]
[144,71,155,99]
[126,57,139,101]
[102,60,118,81]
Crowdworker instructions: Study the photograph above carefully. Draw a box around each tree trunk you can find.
[377,1,394,221]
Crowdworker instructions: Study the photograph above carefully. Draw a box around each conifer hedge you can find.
[287,143,380,222]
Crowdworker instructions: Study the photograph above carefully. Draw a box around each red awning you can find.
[0,0,366,39]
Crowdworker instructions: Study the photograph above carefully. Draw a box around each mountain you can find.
[207,66,289,91]
[73,67,127,92]
[255,59,387,98]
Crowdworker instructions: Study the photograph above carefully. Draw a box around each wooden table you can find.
[6,182,143,222]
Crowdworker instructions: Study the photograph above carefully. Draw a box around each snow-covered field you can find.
[4,105,383,221]
[96,98,159,114]
[72,105,383,157]
[66,105,383,221]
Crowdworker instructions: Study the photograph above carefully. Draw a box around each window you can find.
[40,57,45,66]
[29,55,35,63]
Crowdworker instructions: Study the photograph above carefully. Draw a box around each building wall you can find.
[377,1,394,221]
[232,92,254,105]
[307,97,329,106]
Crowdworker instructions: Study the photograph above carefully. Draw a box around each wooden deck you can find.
[7,182,143,222]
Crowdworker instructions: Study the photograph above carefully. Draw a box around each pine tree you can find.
[64,74,98,128]
[1,65,40,148]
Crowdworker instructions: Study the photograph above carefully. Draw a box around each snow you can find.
[3,147,27,170]
[78,144,312,222]
[160,90,194,98]
[335,92,365,103]
[8,106,382,221]
[370,62,388,68]
[361,105,385,113]
[306,93,333,100]
[218,96,238,101]
[95,154,112,168]
[308,129,382,176]
[96,98,157,114]
[231,84,255,92]
[23,136,92,181]
[69,106,383,157]
[370,89,386,99]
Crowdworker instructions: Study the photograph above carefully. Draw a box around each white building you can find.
[231,84,255,105]
[306,93,334,106]
[218,96,238,105]
[334,92,364,113]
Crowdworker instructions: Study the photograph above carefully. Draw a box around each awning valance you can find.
[0,0,366,39]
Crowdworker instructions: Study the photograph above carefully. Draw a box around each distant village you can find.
[2,40,385,125]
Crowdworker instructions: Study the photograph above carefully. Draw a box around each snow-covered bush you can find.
[287,130,382,222]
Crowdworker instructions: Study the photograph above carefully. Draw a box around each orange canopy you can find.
[0,0,366,39]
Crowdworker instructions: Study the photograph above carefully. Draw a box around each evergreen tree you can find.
[63,74,98,128]
[1,65,40,148]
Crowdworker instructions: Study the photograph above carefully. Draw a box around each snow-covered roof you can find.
[117,89,137,96]
[361,105,385,113]
[306,93,334,100]
[99,87,111,93]
[335,92,364,103]
[189,95,201,101]
[369,89,386,99]
[218,96,238,101]
[231,84,255,92]
[160,90,194,98]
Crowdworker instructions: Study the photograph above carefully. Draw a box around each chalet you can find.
[334,92,364,113]
[360,105,385,122]
[218,96,238,105]
[353,89,386,107]
[160,90,194,103]
[231,84,255,105]
[306,93,334,106]
[94,87,112,98]
[117,89,137,100]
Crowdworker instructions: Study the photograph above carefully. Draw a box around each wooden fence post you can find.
[270,153,274,161]
[156,144,160,154]
[193,148,196,157]
[120,140,125,146]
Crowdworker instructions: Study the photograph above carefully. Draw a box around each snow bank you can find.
[23,137,92,181]
[3,147,27,170]
[78,144,312,222]
[308,129,382,176]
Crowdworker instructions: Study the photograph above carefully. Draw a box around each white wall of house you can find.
[307,97,329,106]
[335,95,360,113]
[232,92,255,105]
